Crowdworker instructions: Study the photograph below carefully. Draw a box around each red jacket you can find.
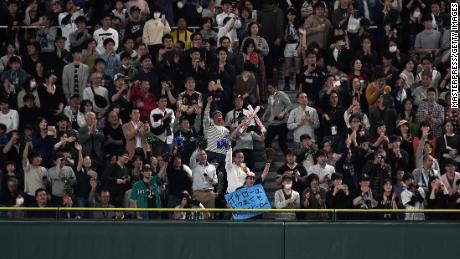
[130,87,157,122]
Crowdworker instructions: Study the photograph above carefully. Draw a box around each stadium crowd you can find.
[0,0,458,221]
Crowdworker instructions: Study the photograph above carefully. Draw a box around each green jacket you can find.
[130,176,162,219]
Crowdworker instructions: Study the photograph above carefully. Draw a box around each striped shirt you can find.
[204,110,229,155]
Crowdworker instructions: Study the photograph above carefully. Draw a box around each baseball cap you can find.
[114,73,127,81]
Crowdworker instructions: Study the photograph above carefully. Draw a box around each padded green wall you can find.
[0,221,458,259]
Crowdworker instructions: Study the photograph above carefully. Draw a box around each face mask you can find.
[283,183,292,189]
[413,11,421,18]
[177,1,184,8]
[153,12,161,19]
[389,46,397,53]
[30,80,37,89]
[196,6,203,13]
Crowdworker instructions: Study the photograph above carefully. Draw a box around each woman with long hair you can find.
[377,178,400,220]
[31,117,56,168]
[240,22,269,56]
[302,174,328,219]
[236,38,266,102]
[397,98,419,135]
[357,36,378,78]
[397,120,415,172]
[436,120,460,166]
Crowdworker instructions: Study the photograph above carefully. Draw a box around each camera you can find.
[187,199,201,206]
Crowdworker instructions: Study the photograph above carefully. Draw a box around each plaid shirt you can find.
[445,107,460,134]
[416,101,445,138]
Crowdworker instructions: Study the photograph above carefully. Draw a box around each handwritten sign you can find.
[225,184,271,220]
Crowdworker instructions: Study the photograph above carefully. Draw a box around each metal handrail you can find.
[0,207,459,213]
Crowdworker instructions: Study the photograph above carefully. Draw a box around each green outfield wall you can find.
[0,221,458,259]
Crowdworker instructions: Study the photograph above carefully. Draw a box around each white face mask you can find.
[177,1,184,8]
[196,6,203,13]
[389,46,397,53]
[283,183,292,189]
[30,80,37,89]
[153,12,161,19]
[413,11,421,18]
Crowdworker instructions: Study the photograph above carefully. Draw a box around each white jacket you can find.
[226,148,252,193]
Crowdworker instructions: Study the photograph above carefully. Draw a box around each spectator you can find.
[366,70,392,111]
[174,117,197,161]
[387,135,410,177]
[440,159,460,196]
[48,153,76,205]
[189,149,218,208]
[171,18,193,49]
[352,174,378,211]
[63,95,86,130]
[130,165,164,219]
[276,149,308,194]
[263,81,291,154]
[69,16,91,50]
[1,56,28,91]
[125,6,144,43]
[121,108,148,159]
[150,95,175,156]
[233,63,258,105]
[302,174,328,219]
[103,150,130,206]
[304,3,331,50]
[287,92,320,143]
[93,14,119,54]
[47,39,71,85]
[74,142,96,209]
[78,112,105,170]
[363,151,392,198]
[172,191,210,220]
[0,98,19,133]
[426,176,449,219]
[36,15,57,53]
[58,0,85,50]
[100,40,121,79]
[299,52,325,105]
[326,173,352,210]
[177,77,203,126]
[225,147,254,194]
[82,72,110,115]
[274,175,301,220]
[200,17,218,43]
[412,154,440,194]
[309,150,336,190]
[416,88,444,138]
[165,155,192,209]
[142,6,171,60]
[89,183,115,219]
[27,188,55,218]
[22,140,48,206]
[203,96,229,168]
[62,47,89,100]
[377,178,400,219]
[414,15,441,59]
[103,110,126,157]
